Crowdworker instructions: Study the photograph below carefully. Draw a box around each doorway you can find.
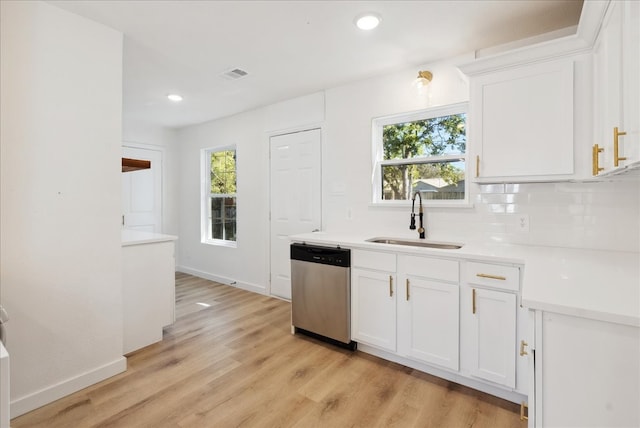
[122,146,163,233]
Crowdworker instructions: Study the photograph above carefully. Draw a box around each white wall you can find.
[0,1,126,417]
[175,51,639,288]
[175,108,270,292]
[322,57,640,253]
[174,92,326,292]
[322,56,471,238]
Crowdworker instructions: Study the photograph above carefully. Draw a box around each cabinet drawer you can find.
[352,250,396,272]
[465,262,520,291]
[401,255,459,282]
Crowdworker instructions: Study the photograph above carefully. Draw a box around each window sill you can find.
[369,201,475,210]
[201,239,237,248]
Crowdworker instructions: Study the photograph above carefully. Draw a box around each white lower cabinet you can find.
[529,310,640,428]
[351,249,526,404]
[398,276,459,370]
[351,267,397,352]
[397,254,460,371]
[461,261,522,390]
[122,239,176,354]
[466,287,516,388]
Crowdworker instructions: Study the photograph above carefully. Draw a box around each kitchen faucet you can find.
[409,191,426,239]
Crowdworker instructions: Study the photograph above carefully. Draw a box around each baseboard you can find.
[357,344,526,405]
[176,266,267,295]
[10,357,127,418]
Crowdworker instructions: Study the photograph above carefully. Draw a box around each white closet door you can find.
[122,146,162,233]
[269,129,321,299]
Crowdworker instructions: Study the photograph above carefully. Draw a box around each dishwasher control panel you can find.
[290,243,350,267]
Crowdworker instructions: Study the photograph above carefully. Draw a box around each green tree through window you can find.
[381,112,466,200]
[208,149,236,242]
[210,150,236,194]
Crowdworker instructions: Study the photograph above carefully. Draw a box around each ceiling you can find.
[48,1,584,129]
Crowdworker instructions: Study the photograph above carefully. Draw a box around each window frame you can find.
[371,102,469,207]
[201,145,238,248]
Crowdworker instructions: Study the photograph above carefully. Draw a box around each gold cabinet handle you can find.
[614,126,627,167]
[475,155,480,178]
[472,288,476,314]
[389,276,393,297]
[520,340,529,356]
[476,273,506,281]
[406,279,410,301]
[592,144,604,176]
[520,402,528,421]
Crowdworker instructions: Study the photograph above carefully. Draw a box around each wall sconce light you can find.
[413,70,433,89]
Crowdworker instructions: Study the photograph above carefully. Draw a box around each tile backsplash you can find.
[472,180,640,252]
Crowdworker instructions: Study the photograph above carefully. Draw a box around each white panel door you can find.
[269,129,321,299]
[122,146,162,233]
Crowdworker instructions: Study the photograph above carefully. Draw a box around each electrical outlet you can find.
[517,214,530,232]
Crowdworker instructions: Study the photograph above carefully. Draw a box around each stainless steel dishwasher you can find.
[290,243,355,350]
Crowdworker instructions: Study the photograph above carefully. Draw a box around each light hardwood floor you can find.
[12,273,526,427]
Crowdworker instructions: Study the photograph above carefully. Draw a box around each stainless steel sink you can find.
[366,237,463,250]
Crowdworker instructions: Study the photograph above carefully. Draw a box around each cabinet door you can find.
[593,0,639,172]
[399,276,459,371]
[593,0,623,171]
[351,268,396,352]
[123,241,175,354]
[468,287,516,388]
[472,59,574,179]
[539,312,640,428]
[529,310,541,428]
[621,0,639,164]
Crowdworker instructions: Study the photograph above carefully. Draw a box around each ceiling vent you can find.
[221,68,249,80]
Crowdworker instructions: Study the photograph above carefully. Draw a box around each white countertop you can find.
[290,232,640,327]
[520,246,639,327]
[122,229,178,247]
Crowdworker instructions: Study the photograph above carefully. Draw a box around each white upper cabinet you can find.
[622,1,640,166]
[592,0,640,176]
[458,1,640,183]
[459,0,638,181]
[469,58,575,181]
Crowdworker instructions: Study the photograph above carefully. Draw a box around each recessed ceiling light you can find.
[167,94,183,102]
[355,13,381,31]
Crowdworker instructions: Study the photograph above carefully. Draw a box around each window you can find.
[372,103,468,204]
[202,146,237,246]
